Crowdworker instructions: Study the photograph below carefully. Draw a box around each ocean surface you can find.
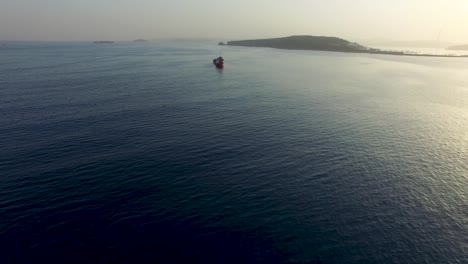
[1,41,467,263]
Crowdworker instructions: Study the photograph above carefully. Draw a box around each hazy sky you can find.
[1,0,468,43]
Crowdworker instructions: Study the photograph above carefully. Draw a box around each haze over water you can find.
[0,41,467,263]
[2,0,468,43]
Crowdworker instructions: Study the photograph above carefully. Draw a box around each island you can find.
[447,44,468,51]
[228,35,367,52]
[226,36,468,58]
[133,39,148,43]
[93,41,114,44]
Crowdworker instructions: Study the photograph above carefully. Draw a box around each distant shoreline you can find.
[225,36,468,58]
[93,41,114,44]
[447,44,468,51]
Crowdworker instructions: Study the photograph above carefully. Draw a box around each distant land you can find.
[94,41,114,44]
[228,36,367,52]
[447,44,468,51]
[361,39,455,49]
[226,36,468,58]
[133,39,148,42]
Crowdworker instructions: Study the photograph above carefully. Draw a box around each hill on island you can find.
[447,44,468,51]
[227,35,368,52]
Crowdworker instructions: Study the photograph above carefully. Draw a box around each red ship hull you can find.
[213,58,224,69]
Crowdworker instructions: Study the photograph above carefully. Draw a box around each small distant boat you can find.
[213,57,224,69]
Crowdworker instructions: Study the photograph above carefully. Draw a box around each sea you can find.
[0,41,467,263]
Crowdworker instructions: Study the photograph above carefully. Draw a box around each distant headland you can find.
[226,36,468,58]
[133,39,148,43]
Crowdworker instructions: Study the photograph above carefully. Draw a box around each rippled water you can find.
[1,41,467,263]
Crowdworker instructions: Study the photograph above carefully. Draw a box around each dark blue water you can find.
[1,41,467,263]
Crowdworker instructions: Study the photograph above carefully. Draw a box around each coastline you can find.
[226,43,468,58]
[225,36,468,58]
